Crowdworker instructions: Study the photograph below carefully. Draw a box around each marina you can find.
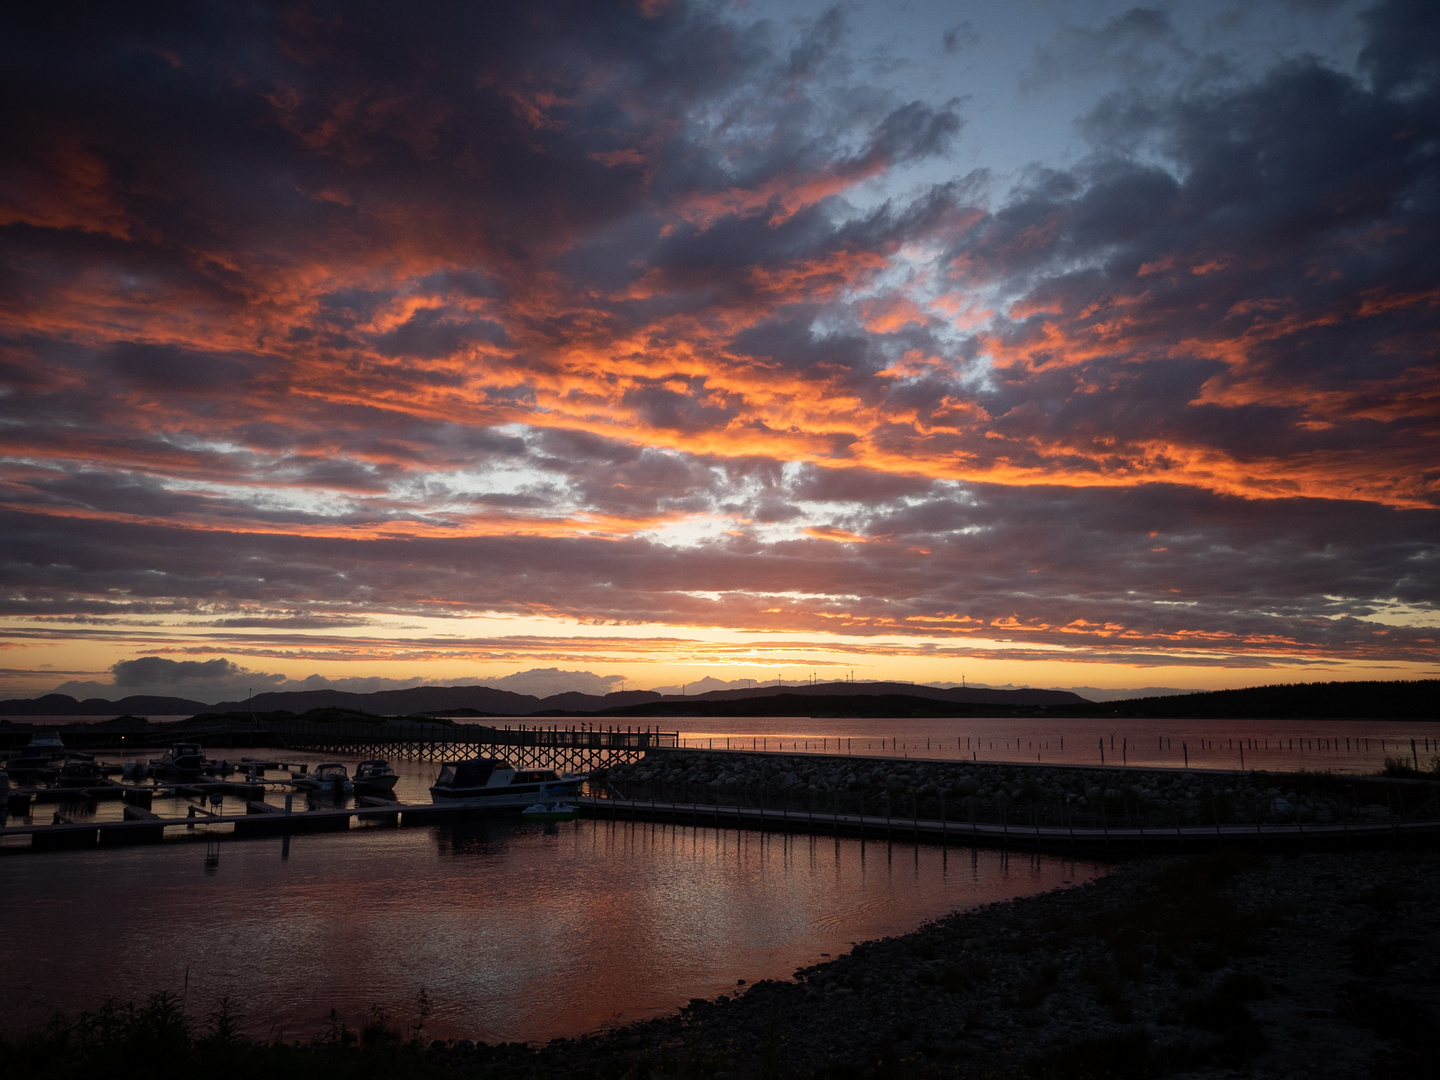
[5,738,1439,854]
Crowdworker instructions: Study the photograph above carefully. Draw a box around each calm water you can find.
[662,716,1440,774]
[0,814,1102,1043]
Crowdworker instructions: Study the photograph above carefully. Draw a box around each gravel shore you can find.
[439,844,1440,1079]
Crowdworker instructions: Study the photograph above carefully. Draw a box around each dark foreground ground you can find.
[9,845,1439,1079]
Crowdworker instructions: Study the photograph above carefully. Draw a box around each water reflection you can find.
[665,716,1440,774]
[0,816,1104,1044]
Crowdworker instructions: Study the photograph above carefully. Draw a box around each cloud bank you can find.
[1,0,1436,685]
[51,657,625,704]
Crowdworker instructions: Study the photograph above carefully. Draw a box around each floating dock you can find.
[0,796,516,851]
[3,792,1438,854]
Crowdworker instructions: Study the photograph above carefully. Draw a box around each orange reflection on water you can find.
[0,814,1103,1044]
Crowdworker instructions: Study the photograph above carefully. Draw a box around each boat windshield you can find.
[436,759,497,788]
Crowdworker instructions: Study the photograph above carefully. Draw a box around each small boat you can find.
[7,733,66,774]
[152,742,206,774]
[430,758,585,806]
[121,760,150,782]
[295,762,353,794]
[24,733,65,756]
[353,760,399,793]
[521,801,578,823]
[54,759,105,788]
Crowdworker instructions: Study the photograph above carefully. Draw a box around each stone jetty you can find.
[595,748,1437,830]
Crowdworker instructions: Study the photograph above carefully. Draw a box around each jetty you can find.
[0,713,678,771]
[4,789,1439,855]
[271,717,675,770]
[0,795,540,851]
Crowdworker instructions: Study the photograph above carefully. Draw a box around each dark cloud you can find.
[0,0,1435,681]
[112,656,243,687]
[942,22,979,55]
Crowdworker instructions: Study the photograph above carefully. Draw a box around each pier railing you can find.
[271,719,678,771]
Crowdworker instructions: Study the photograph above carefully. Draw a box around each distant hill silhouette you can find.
[1,680,1079,718]
[3,678,1430,721]
[1053,679,1438,720]
[0,692,210,716]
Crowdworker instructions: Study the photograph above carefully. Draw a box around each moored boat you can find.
[151,742,206,774]
[54,758,105,788]
[353,759,399,793]
[295,762,353,794]
[7,733,66,775]
[429,758,584,806]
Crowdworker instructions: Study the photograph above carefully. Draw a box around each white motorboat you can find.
[24,733,65,756]
[353,760,399,793]
[429,758,584,806]
[151,742,206,774]
[294,762,353,794]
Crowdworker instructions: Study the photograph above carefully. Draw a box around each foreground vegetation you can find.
[4,992,455,1080]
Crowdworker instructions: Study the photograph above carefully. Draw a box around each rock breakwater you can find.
[595,749,1438,829]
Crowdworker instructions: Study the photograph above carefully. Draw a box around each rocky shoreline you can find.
[449,844,1440,1079]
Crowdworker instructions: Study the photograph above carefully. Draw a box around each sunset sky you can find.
[2,0,1437,704]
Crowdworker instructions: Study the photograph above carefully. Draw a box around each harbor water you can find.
[0,807,1102,1044]
[660,716,1440,774]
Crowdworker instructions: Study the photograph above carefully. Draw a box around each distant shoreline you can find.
[2,677,1437,721]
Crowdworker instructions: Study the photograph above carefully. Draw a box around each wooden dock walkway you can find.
[3,793,1437,854]
[0,796,520,851]
[1,717,680,772]
[274,719,678,770]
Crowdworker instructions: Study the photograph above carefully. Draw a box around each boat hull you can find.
[521,804,578,822]
[429,780,582,807]
[354,774,398,793]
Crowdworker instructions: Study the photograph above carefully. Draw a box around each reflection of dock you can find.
[576,795,1440,853]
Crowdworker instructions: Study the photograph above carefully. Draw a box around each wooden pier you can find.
[271,718,678,770]
[2,716,679,772]
[0,796,544,851]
